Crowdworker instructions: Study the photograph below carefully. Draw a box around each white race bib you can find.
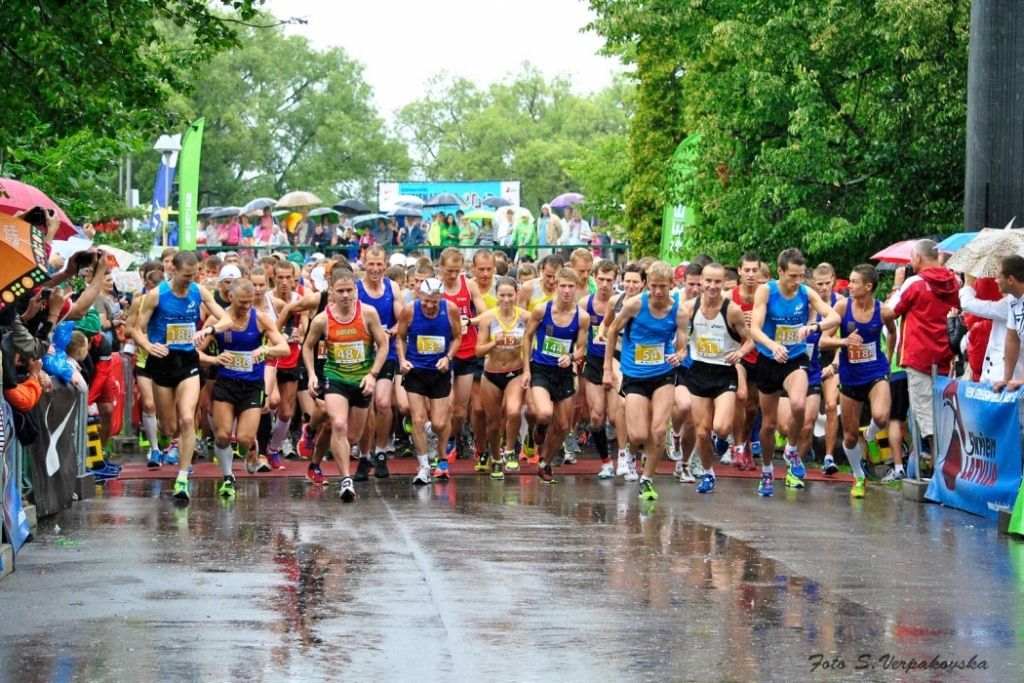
[634,343,666,366]
[416,335,446,355]
[165,322,196,345]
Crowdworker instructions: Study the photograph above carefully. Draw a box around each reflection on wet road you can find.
[1,476,1020,681]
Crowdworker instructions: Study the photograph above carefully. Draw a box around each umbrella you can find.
[464,208,496,221]
[937,232,979,254]
[271,209,289,218]
[309,207,340,218]
[550,192,585,209]
[481,196,511,208]
[0,177,78,241]
[424,192,465,207]
[393,195,424,209]
[241,197,277,215]
[198,206,220,217]
[870,239,919,264]
[0,213,49,309]
[334,198,371,215]
[352,213,388,226]
[50,236,94,261]
[945,228,1024,278]
[276,191,322,208]
[389,207,422,218]
[211,206,241,219]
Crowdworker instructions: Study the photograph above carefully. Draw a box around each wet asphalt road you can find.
[1,474,1021,682]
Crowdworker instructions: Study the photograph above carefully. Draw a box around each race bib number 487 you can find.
[331,341,366,365]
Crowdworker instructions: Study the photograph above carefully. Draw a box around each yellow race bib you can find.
[774,325,800,346]
[331,341,366,364]
[696,336,723,357]
[634,343,665,365]
[166,323,196,345]
[225,351,254,372]
[416,335,445,355]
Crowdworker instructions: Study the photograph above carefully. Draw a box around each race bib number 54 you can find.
[634,343,665,365]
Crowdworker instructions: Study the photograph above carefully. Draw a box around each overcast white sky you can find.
[264,0,622,119]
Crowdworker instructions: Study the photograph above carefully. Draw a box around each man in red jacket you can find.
[890,240,959,455]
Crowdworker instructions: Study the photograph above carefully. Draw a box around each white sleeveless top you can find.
[689,298,740,366]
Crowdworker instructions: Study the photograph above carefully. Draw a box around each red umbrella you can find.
[870,239,919,264]
[0,177,78,240]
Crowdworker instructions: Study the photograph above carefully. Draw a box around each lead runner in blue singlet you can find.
[749,248,840,499]
[134,251,229,503]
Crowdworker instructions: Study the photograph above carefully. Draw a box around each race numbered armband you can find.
[330,341,367,365]
[165,322,196,345]
[634,343,666,366]
[416,335,446,355]
[542,335,571,357]
[316,340,329,360]
[460,315,470,334]
[774,325,800,346]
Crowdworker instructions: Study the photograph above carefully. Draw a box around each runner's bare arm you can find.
[475,311,496,358]
[256,311,291,359]
[573,309,590,363]
[673,300,691,364]
[301,313,326,379]
[603,295,640,373]
[132,288,162,355]
[818,299,848,350]
[364,307,390,377]
[198,286,228,324]
[803,287,840,336]
[727,301,753,350]
[467,280,488,325]
[444,303,463,365]
[390,280,403,332]
[516,281,533,310]
[747,284,773,350]
[395,304,413,372]
[884,314,897,361]
[521,305,545,385]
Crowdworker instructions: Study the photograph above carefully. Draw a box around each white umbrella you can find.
[498,206,534,222]
[97,245,137,271]
[394,195,424,209]
[276,191,322,208]
[241,197,277,215]
[945,223,1024,278]
[50,237,93,261]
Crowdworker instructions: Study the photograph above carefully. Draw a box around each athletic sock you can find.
[142,413,159,450]
[177,469,188,481]
[894,463,905,474]
[865,420,883,443]
[269,417,290,452]
[762,464,774,474]
[843,441,866,479]
[417,454,429,467]
[705,466,716,477]
[214,444,233,477]
[591,428,609,460]
[639,475,652,484]
[534,422,548,446]
[711,432,730,457]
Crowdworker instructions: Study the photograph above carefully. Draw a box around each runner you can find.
[826,264,897,498]
[580,260,621,479]
[564,248,598,463]
[603,261,686,501]
[438,248,488,465]
[396,277,462,485]
[671,262,703,482]
[679,263,752,493]
[303,267,390,501]
[812,263,844,473]
[123,263,169,467]
[522,268,590,484]
[749,248,840,497]
[729,253,762,471]
[268,260,305,467]
[355,246,403,479]
[474,277,530,479]
[133,251,228,502]
[201,278,290,498]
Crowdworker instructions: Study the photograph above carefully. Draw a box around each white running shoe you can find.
[688,452,704,478]
[719,449,733,466]
[413,465,432,486]
[667,432,683,461]
[598,462,614,479]
[616,452,630,476]
[624,457,640,482]
[678,464,696,484]
[425,422,438,461]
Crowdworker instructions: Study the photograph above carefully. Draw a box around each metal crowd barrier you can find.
[199,242,632,262]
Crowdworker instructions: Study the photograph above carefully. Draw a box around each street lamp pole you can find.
[153,134,182,247]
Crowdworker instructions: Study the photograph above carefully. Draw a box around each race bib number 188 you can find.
[165,323,196,345]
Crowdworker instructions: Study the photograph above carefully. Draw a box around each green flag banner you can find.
[177,118,205,251]
[1009,480,1024,536]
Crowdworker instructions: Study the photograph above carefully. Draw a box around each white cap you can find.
[218,264,242,280]
[389,253,408,267]
[311,266,327,292]
[310,252,326,262]
[419,277,443,296]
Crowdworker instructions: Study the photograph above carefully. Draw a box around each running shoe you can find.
[719,449,733,466]
[374,451,390,479]
[783,447,806,479]
[90,464,119,482]
[490,459,505,480]
[758,472,774,497]
[562,449,578,466]
[402,416,414,435]
[866,439,882,464]
[668,432,683,461]
[881,468,906,483]
[147,449,162,469]
[688,452,704,478]
[446,438,459,463]
[851,477,866,498]
[101,460,122,473]
[162,443,180,466]
[474,451,490,472]
[218,476,236,498]
[256,455,272,473]
[354,456,372,482]
[638,479,658,501]
[298,426,315,459]
[616,452,631,476]
[537,463,555,484]
[751,440,762,457]
[504,452,520,473]
[433,458,450,481]
[413,465,432,486]
[677,463,695,484]
[268,450,286,471]
[425,422,439,462]
[306,463,326,485]
[281,437,298,460]
[624,457,639,482]
[563,430,581,458]
[598,462,614,479]
[696,473,716,494]
[339,477,357,502]
[172,478,190,502]
[822,456,839,476]
[784,472,806,489]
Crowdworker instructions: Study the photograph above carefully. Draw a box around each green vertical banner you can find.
[177,118,205,251]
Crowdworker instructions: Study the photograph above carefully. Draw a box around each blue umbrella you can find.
[937,232,979,253]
